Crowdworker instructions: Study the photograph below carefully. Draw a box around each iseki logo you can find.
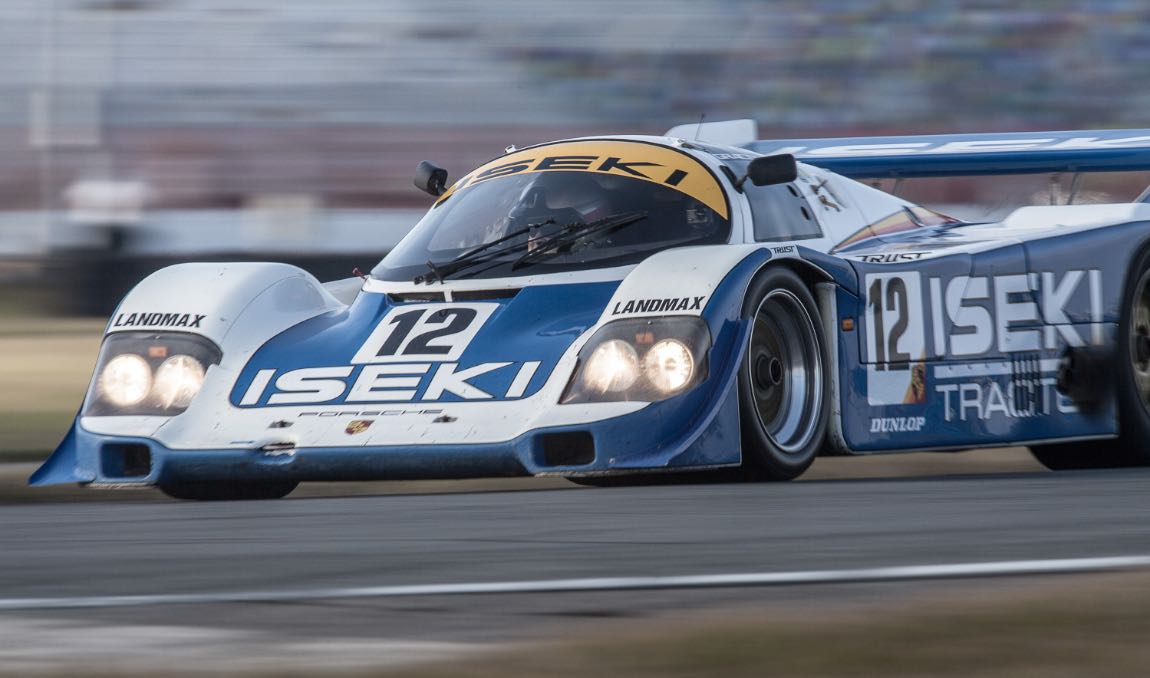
[235,303,542,406]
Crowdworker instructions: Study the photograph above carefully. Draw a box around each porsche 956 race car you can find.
[31,121,1150,499]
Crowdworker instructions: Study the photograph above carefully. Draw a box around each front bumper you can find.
[30,345,745,488]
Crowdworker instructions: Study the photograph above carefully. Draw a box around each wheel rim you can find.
[747,289,823,454]
[1130,269,1150,409]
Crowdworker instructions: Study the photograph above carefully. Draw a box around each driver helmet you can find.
[545,174,612,223]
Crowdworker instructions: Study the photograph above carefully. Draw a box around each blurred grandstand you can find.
[1,0,1149,311]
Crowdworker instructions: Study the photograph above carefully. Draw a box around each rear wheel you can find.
[1031,250,1150,470]
[738,268,829,480]
[158,480,298,501]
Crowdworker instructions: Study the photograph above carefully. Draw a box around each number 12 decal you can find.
[864,273,924,369]
[351,303,498,364]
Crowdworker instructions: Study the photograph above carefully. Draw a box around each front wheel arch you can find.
[736,265,830,480]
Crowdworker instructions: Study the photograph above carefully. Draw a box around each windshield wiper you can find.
[414,218,555,284]
[510,211,647,271]
[414,211,647,283]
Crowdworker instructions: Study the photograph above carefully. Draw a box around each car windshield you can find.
[373,140,731,281]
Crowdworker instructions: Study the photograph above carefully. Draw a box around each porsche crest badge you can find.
[345,420,373,435]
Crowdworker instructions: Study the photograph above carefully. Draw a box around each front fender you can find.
[32,263,349,484]
[106,262,347,363]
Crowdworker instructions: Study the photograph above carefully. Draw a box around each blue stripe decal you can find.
[230,281,619,407]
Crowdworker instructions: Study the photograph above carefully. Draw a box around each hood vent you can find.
[388,289,520,303]
[388,292,446,303]
[454,288,520,301]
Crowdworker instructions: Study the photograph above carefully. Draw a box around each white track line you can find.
[4,555,1150,611]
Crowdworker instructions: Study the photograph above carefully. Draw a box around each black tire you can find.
[1030,247,1150,470]
[158,480,299,501]
[737,267,830,480]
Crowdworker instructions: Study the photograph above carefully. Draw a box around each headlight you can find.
[562,317,709,404]
[582,340,640,393]
[98,354,153,407]
[84,332,222,416]
[643,339,694,394]
[153,355,206,409]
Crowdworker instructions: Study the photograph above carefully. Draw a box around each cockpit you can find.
[373,139,732,282]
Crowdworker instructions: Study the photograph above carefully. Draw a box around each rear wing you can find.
[665,120,1150,181]
[746,129,1150,179]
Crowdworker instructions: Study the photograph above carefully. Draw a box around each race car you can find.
[30,122,1150,499]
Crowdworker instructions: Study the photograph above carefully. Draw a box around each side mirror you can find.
[414,161,449,197]
[738,154,797,189]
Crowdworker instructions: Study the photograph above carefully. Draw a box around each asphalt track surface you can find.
[4,467,1150,670]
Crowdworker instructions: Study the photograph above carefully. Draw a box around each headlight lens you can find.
[582,340,640,393]
[643,339,694,394]
[153,355,206,409]
[562,317,710,404]
[98,354,153,407]
[83,332,222,416]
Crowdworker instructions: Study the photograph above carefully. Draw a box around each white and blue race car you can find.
[31,122,1150,499]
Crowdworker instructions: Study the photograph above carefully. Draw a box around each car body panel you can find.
[31,129,1150,488]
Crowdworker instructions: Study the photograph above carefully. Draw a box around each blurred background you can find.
[2,0,1150,456]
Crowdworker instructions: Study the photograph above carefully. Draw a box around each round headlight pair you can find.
[581,338,694,396]
[97,354,206,410]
